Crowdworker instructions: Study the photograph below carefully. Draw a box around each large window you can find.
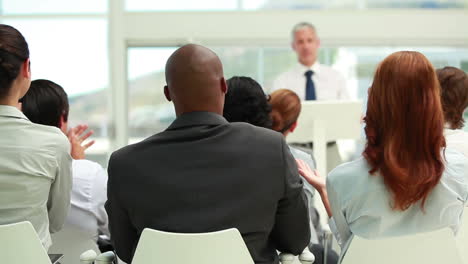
[117,42,466,141]
[127,45,468,142]
[3,18,110,165]
[3,1,467,160]
[127,47,177,143]
[1,0,107,14]
[125,0,467,11]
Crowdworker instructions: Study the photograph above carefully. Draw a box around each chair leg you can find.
[299,248,315,264]
[279,252,295,264]
[80,249,97,264]
[322,229,334,264]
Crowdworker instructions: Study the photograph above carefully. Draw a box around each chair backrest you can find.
[340,228,463,264]
[456,212,468,264]
[49,224,100,264]
[132,228,254,264]
[0,221,51,264]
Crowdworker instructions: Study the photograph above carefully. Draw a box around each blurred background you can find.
[2,0,467,166]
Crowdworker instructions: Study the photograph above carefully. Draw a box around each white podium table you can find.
[286,100,363,178]
[287,100,363,226]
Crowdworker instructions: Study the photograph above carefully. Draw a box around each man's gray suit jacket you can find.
[105,111,310,264]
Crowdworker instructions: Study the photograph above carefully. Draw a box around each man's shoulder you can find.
[328,156,369,187]
[317,64,345,79]
[274,66,298,81]
[25,123,70,153]
[109,122,284,166]
[230,122,283,141]
[109,140,141,162]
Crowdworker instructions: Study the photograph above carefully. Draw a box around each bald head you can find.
[164,44,227,116]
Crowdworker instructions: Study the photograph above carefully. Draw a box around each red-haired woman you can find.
[298,51,468,250]
[438,66,468,157]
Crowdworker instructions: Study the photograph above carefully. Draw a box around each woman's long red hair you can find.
[363,51,446,211]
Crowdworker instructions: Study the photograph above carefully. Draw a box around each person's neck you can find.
[0,82,24,106]
[299,59,316,68]
[0,95,20,107]
[175,106,223,117]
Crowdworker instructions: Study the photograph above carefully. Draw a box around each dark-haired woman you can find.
[0,24,72,250]
[437,66,468,157]
[299,51,468,252]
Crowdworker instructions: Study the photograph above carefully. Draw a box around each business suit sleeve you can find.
[105,153,139,263]
[271,139,311,255]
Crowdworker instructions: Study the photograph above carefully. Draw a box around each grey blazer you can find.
[105,111,310,264]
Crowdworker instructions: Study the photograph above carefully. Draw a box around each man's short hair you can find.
[291,22,316,41]
[20,79,69,128]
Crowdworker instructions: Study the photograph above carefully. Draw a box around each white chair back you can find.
[0,221,51,264]
[340,228,462,264]
[49,224,100,264]
[132,228,254,264]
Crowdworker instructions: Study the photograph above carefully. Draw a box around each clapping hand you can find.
[296,159,332,217]
[296,159,325,192]
[67,124,95,160]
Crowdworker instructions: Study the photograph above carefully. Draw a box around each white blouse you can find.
[445,128,468,157]
[67,159,109,240]
[0,105,72,250]
[327,148,468,251]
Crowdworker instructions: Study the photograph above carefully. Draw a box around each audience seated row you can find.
[1,22,468,264]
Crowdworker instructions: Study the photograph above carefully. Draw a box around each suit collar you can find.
[166,111,228,130]
[297,61,321,74]
[0,105,30,121]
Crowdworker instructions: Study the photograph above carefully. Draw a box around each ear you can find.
[220,77,228,94]
[289,121,298,133]
[317,37,321,48]
[21,58,31,79]
[164,85,172,102]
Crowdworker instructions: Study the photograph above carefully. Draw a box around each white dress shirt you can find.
[66,159,109,240]
[326,147,468,251]
[272,62,349,100]
[445,128,468,157]
[0,105,72,250]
